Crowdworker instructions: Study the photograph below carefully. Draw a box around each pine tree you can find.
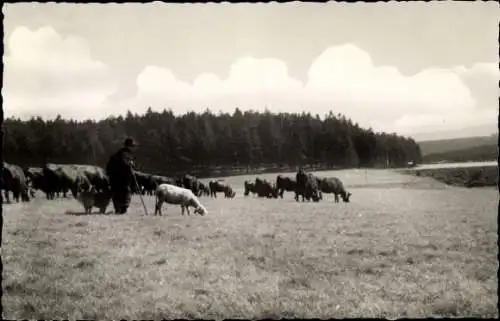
[2,108,423,175]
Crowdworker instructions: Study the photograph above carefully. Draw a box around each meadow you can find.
[2,168,498,319]
[401,163,498,188]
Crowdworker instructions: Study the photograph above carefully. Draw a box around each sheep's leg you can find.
[155,198,162,216]
[334,194,339,203]
[181,205,185,216]
[13,190,20,203]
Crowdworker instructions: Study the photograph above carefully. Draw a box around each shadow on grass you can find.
[64,210,116,216]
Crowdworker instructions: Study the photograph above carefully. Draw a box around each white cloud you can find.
[2,26,117,120]
[4,27,496,139]
[119,56,304,114]
[391,108,498,134]
[453,62,499,109]
[303,44,476,127]
[193,73,224,96]
[123,43,492,137]
[136,66,191,96]
[226,57,302,94]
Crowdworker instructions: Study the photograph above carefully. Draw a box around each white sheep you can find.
[154,183,208,216]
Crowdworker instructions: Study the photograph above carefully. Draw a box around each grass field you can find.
[2,169,498,319]
[402,164,498,188]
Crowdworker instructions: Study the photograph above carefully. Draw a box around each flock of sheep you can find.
[149,170,352,217]
[2,161,352,217]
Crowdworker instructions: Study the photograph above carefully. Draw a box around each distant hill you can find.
[412,123,498,142]
[422,143,498,164]
[418,134,498,156]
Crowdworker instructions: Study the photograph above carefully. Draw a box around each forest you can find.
[2,108,422,178]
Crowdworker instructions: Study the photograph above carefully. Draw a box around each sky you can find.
[3,1,499,141]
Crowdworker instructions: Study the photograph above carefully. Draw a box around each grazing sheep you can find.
[318,177,351,203]
[253,178,279,198]
[223,185,236,198]
[295,170,322,202]
[276,175,297,199]
[154,183,208,216]
[2,162,31,203]
[243,180,257,196]
[76,187,112,213]
[209,180,236,198]
[198,181,211,196]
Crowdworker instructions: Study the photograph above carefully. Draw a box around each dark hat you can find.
[124,137,139,147]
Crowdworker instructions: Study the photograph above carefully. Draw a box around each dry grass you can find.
[402,165,498,188]
[2,169,498,319]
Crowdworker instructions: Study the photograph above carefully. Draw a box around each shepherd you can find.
[106,137,138,214]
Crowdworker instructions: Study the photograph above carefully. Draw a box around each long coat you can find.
[106,147,135,188]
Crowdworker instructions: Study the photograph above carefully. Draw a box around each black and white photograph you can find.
[1,1,498,319]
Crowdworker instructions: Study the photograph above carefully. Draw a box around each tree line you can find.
[2,107,422,178]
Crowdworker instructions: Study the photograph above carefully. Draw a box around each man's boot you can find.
[112,198,120,214]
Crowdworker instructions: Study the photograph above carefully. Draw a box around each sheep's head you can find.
[342,192,352,203]
[195,206,208,216]
[21,187,31,202]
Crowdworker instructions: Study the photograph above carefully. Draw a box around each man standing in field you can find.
[106,137,138,214]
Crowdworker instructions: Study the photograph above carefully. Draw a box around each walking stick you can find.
[132,170,149,216]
